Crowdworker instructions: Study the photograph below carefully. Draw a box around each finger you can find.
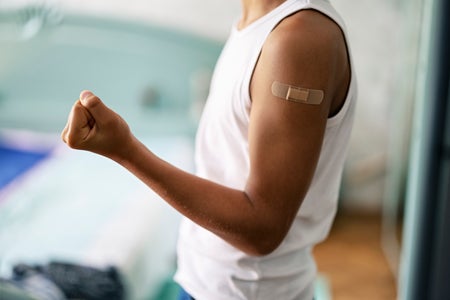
[61,123,68,143]
[61,99,79,144]
[65,101,94,149]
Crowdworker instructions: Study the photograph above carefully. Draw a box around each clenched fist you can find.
[61,91,134,161]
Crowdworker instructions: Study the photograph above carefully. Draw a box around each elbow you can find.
[243,230,286,257]
[250,242,281,257]
[234,214,293,256]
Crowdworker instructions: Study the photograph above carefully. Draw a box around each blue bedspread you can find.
[0,145,49,189]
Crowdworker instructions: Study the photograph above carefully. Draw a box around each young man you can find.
[62,0,356,299]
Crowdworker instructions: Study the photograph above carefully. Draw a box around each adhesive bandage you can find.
[271,81,324,105]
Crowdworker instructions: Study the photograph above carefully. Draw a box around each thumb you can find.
[79,90,111,121]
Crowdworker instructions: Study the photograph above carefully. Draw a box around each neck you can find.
[239,0,287,29]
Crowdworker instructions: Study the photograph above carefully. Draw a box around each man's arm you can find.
[245,9,350,251]
[62,10,350,256]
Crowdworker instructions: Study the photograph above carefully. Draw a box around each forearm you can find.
[113,136,278,256]
[61,92,284,255]
[62,92,315,256]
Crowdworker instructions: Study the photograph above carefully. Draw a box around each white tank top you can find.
[175,1,357,299]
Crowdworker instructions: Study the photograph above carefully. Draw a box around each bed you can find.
[0,130,194,299]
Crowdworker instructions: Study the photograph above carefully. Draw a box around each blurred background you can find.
[0,0,449,300]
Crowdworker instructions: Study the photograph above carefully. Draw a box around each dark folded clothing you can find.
[0,273,65,300]
[8,261,125,300]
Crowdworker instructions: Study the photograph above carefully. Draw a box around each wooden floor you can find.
[313,213,398,300]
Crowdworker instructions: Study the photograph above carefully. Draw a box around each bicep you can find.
[245,80,329,229]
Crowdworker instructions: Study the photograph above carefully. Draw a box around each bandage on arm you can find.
[271,81,324,105]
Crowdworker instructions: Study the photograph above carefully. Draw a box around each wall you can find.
[0,0,241,41]
[0,0,420,212]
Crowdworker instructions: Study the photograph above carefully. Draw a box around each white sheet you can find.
[0,131,194,299]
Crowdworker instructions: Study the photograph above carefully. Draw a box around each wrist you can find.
[107,133,140,165]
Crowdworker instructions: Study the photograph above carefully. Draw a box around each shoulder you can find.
[253,9,350,116]
[266,9,345,58]
[264,9,349,85]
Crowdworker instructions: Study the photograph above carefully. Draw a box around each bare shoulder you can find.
[267,9,346,57]
[259,9,350,115]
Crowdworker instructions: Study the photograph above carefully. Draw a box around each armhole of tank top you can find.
[285,6,355,128]
[295,3,355,128]
[309,7,355,128]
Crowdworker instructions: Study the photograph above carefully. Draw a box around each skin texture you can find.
[62,5,350,256]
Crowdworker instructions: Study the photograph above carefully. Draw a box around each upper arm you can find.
[245,10,350,251]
